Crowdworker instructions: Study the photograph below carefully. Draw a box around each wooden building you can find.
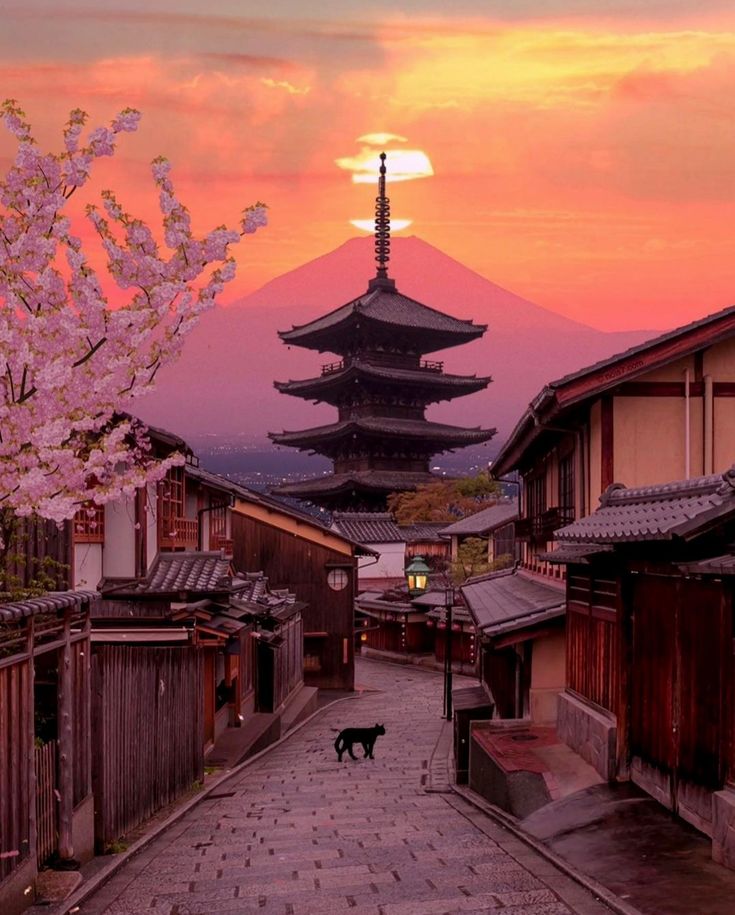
[270,155,494,509]
[93,552,305,848]
[73,426,233,591]
[230,486,375,690]
[546,467,735,869]
[440,502,519,567]
[461,569,565,722]
[0,591,96,915]
[467,303,735,732]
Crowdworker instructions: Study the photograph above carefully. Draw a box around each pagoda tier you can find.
[279,279,486,357]
[273,470,439,511]
[275,359,491,407]
[270,417,494,456]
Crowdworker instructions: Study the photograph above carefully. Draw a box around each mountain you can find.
[136,236,656,452]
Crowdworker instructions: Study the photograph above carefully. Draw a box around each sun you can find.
[337,134,434,233]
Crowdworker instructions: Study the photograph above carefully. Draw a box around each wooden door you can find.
[203,650,215,747]
[630,574,728,814]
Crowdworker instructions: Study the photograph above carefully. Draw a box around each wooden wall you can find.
[0,656,32,884]
[566,567,620,714]
[91,645,203,848]
[232,513,355,689]
[3,515,72,592]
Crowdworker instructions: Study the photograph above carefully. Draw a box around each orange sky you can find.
[2,3,735,331]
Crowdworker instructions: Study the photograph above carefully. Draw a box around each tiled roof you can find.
[0,590,98,623]
[270,417,495,448]
[145,552,232,594]
[280,286,486,345]
[461,568,565,636]
[440,502,518,536]
[556,467,735,543]
[401,522,449,543]
[332,512,404,543]
[185,465,378,557]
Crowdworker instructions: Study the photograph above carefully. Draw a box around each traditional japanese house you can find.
[441,502,519,567]
[72,425,234,591]
[466,303,735,730]
[0,591,96,915]
[545,467,735,870]
[92,552,306,849]
[229,486,376,690]
[416,593,477,676]
[403,522,451,565]
[270,154,494,509]
[461,569,565,722]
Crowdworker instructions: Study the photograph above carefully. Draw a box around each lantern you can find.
[405,555,431,596]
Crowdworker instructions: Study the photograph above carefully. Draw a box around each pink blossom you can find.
[0,100,266,522]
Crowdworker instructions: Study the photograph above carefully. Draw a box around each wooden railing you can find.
[420,360,444,372]
[159,516,199,550]
[515,506,575,543]
[35,740,58,865]
[321,361,345,376]
[210,535,234,558]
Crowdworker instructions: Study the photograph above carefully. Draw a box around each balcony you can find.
[420,360,444,372]
[159,516,199,551]
[321,361,345,376]
[515,507,575,544]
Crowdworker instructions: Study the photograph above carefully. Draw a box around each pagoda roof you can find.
[275,361,491,402]
[272,470,438,500]
[269,417,496,451]
[279,284,486,352]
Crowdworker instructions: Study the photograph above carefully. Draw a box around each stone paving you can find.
[78,660,615,915]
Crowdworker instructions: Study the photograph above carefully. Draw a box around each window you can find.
[558,452,576,522]
[327,568,349,591]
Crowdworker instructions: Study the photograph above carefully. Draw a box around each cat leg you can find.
[347,742,358,760]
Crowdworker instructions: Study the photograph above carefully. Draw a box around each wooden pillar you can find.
[601,396,614,491]
[57,610,74,861]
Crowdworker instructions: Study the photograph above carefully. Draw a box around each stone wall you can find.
[557,690,617,781]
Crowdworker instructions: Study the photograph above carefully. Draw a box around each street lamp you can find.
[405,555,431,596]
[405,556,454,721]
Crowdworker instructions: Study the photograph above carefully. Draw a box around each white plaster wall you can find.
[74,542,103,590]
[358,542,406,581]
[102,496,137,578]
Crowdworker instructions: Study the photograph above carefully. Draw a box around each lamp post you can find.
[405,555,453,720]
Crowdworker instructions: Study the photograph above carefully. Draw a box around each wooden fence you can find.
[91,644,203,848]
[2,515,72,592]
[35,741,58,865]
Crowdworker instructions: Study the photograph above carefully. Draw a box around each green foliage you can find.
[0,509,69,600]
[387,472,501,524]
[451,540,515,584]
[104,840,129,855]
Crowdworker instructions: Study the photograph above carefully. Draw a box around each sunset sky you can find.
[2,1,735,330]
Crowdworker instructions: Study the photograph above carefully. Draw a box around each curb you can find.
[448,784,644,915]
[48,691,365,915]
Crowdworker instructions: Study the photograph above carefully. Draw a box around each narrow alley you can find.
[77,660,614,915]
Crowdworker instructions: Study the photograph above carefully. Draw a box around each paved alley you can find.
[78,660,615,915]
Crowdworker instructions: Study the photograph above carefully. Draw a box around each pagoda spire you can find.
[369,152,396,291]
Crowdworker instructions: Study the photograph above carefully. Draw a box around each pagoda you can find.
[269,153,495,509]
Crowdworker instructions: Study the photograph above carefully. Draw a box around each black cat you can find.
[333,723,386,761]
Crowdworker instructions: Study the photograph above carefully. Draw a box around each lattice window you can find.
[73,503,105,543]
[558,451,576,519]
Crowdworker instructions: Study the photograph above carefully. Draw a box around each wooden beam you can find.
[27,617,37,870]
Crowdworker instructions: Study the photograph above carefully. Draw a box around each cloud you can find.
[357,132,407,144]
[260,78,311,95]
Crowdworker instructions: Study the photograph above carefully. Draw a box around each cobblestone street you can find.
[78,660,615,915]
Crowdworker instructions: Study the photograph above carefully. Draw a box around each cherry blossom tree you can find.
[0,100,266,542]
